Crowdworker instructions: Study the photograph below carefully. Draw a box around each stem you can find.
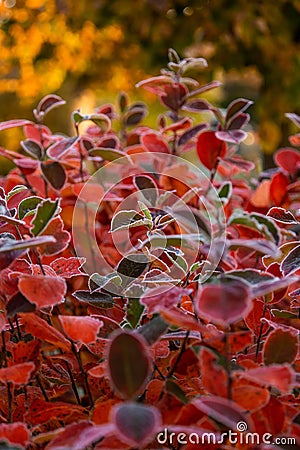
[224,333,232,399]
[64,359,81,405]
[83,201,97,273]
[15,315,22,341]
[255,303,267,362]
[167,330,190,378]
[36,374,49,402]
[7,382,12,423]
[71,341,93,406]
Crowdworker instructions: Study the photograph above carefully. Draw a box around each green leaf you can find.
[218,182,232,204]
[31,199,59,236]
[117,254,148,285]
[126,298,145,328]
[6,185,28,201]
[250,213,280,245]
[18,196,42,219]
[271,309,298,319]
[165,379,188,404]
[89,272,122,291]
[138,201,152,222]
[89,147,129,162]
[108,330,152,399]
[111,210,152,232]
[41,161,66,190]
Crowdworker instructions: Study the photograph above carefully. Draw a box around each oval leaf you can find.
[107,330,152,399]
[263,328,299,365]
[196,280,251,326]
[41,161,66,190]
[112,402,161,447]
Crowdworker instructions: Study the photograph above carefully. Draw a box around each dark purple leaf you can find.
[227,112,250,130]
[281,245,300,276]
[34,94,66,120]
[112,402,161,447]
[107,330,152,399]
[182,99,212,113]
[223,156,255,172]
[178,123,209,146]
[41,161,66,191]
[216,129,247,144]
[226,98,253,123]
[21,139,44,160]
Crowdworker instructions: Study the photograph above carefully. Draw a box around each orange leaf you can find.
[18,274,67,308]
[232,381,270,412]
[0,362,35,385]
[237,364,295,393]
[19,313,71,351]
[199,347,228,397]
[0,422,30,447]
[250,179,271,208]
[50,257,86,278]
[59,315,103,344]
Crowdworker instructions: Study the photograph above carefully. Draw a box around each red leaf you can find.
[25,399,87,426]
[239,364,295,393]
[160,83,188,111]
[24,123,52,147]
[232,381,270,413]
[274,147,300,177]
[0,422,30,447]
[19,313,71,351]
[199,347,228,397]
[112,402,162,448]
[251,396,285,436]
[19,274,66,308]
[59,315,103,344]
[270,171,289,205]
[196,130,226,170]
[195,280,251,326]
[245,299,271,337]
[193,395,251,430]
[267,206,297,224]
[141,285,189,314]
[50,257,86,278]
[0,119,32,131]
[40,217,70,256]
[141,133,170,153]
[263,328,299,365]
[45,421,114,450]
[0,362,35,385]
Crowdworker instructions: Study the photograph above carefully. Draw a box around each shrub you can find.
[0,49,299,449]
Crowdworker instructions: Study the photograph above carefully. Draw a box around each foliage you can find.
[1,1,300,154]
[0,49,299,449]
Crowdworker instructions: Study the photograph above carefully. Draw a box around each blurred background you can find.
[1,0,300,170]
